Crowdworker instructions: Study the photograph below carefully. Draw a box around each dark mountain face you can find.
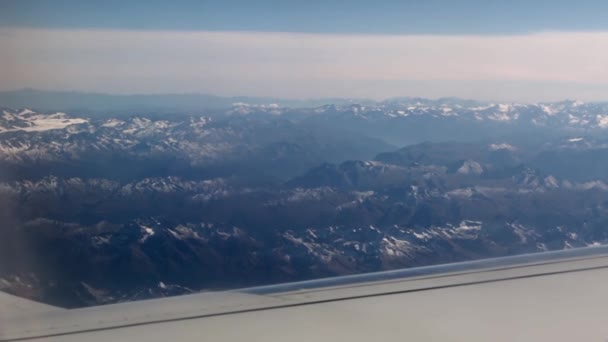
[2,100,608,307]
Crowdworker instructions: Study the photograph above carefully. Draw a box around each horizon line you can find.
[0,88,598,105]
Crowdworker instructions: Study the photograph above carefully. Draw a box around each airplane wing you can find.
[2,245,608,342]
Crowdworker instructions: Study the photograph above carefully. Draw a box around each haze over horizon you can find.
[2,1,608,102]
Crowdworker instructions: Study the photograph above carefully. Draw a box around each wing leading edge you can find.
[2,245,608,341]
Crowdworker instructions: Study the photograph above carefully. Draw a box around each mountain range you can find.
[1,97,608,307]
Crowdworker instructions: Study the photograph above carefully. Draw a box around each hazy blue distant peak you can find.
[0,89,602,113]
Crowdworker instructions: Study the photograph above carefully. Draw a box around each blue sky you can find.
[3,0,608,34]
[2,1,608,101]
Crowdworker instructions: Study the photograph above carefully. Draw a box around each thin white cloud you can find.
[2,28,608,101]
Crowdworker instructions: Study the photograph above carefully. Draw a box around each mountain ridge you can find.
[2,88,602,113]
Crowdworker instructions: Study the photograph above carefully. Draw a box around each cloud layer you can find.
[2,28,608,101]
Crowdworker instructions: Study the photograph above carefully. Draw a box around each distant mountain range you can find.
[2,98,608,307]
[2,93,607,145]
[0,89,371,112]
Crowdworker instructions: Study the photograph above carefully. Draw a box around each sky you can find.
[2,0,608,102]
